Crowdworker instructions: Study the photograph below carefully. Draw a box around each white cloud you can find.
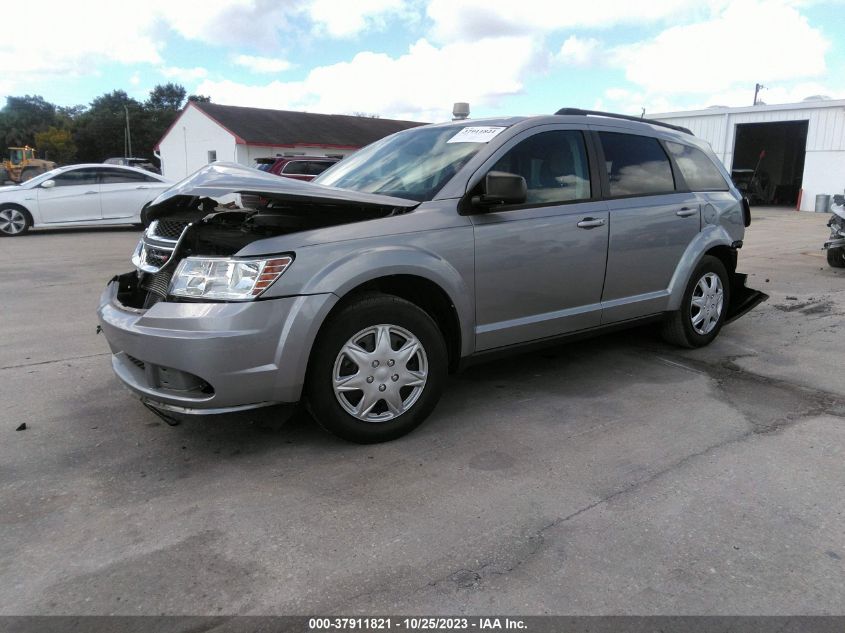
[160,66,209,81]
[555,36,601,67]
[307,0,410,37]
[611,0,829,94]
[426,0,716,42]
[196,36,541,121]
[130,73,142,86]
[233,55,293,74]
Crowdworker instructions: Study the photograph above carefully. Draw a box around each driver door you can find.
[36,168,102,223]
[470,128,609,350]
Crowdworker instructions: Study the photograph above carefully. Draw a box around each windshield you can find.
[20,167,65,188]
[314,124,498,202]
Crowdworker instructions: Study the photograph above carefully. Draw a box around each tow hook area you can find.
[142,401,181,426]
[726,272,769,324]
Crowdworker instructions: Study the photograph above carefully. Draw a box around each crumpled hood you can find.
[149,161,420,211]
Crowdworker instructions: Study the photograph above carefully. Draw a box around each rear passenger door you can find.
[471,128,609,350]
[595,131,701,323]
[98,168,168,220]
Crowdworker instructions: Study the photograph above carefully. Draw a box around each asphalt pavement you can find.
[1,209,843,615]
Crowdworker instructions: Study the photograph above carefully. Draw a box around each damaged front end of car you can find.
[116,162,419,310]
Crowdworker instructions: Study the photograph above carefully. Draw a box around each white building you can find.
[653,99,845,211]
[155,102,423,182]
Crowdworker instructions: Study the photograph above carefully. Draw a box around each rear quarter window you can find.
[598,132,675,197]
[665,141,729,191]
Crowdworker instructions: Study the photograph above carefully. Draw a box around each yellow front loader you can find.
[0,146,56,184]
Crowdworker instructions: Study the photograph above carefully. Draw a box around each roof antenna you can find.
[452,102,470,121]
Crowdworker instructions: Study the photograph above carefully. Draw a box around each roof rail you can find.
[554,108,694,136]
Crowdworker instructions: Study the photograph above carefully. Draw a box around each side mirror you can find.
[474,171,527,208]
[40,180,55,189]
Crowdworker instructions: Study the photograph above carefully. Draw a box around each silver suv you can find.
[97,109,766,443]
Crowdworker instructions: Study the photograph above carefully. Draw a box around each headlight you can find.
[169,256,293,300]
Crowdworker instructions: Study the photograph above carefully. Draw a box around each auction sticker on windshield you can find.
[447,126,507,143]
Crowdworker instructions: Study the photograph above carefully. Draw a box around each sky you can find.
[3,0,844,123]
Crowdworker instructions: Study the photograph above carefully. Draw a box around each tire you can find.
[661,255,730,348]
[0,205,31,237]
[19,168,39,182]
[826,247,845,268]
[305,294,448,443]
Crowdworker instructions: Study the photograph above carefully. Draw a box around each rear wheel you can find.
[661,255,730,348]
[0,206,31,236]
[305,294,447,443]
[827,247,845,268]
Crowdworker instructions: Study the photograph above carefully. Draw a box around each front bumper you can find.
[97,276,337,413]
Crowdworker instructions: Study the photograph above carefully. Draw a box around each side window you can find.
[282,161,308,175]
[665,141,729,191]
[51,169,99,187]
[305,161,334,176]
[491,130,591,205]
[99,168,148,184]
[598,132,675,197]
[207,150,217,163]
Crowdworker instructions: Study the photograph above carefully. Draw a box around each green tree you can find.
[73,90,146,162]
[146,83,186,111]
[188,94,211,103]
[35,126,77,164]
[0,95,57,147]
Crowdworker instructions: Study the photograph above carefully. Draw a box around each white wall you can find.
[158,106,237,181]
[654,101,845,211]
[803,151,845,210]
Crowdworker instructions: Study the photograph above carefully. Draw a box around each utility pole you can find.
[753,83,765,105]
[124,105,133,158]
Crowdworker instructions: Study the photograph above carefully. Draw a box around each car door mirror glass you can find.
[477,171,527,207]
[41,180,55,189]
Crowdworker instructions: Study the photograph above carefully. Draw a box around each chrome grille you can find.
[149,219,189,241]
[144,246,172,269]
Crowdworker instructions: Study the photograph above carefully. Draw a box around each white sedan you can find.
[0,164,171,237]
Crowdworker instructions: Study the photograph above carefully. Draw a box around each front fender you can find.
[272,238,476,357]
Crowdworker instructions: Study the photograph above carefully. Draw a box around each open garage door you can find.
[731,120,808,206]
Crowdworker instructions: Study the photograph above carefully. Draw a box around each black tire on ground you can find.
[0,205,32,237]
[661,255,730,348]
[305,294,448,444]
[826,247,845,268]
[19,168,40,182]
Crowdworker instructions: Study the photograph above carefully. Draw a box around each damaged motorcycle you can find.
[825,194,845,268]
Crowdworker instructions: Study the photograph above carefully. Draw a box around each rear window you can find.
[665,141,729,191]
[599,132,675,197]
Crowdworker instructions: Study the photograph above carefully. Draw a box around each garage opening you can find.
[731,120,808,206]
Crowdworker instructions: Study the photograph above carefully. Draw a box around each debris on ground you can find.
[15,423,26,431]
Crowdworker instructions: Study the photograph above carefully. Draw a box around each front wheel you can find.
[0,206,31,236]
[826,247,845,268]
[305,294,447,443]
[661,255,730,348]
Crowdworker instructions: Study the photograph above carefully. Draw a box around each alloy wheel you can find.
[332,324,428,422]
[0,209,26,235]
[690,272,724,335]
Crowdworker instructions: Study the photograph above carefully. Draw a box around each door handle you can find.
[676,207,697,217]
[135,186,149,190]
[577,217,606,229]
[84,190,98,195]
